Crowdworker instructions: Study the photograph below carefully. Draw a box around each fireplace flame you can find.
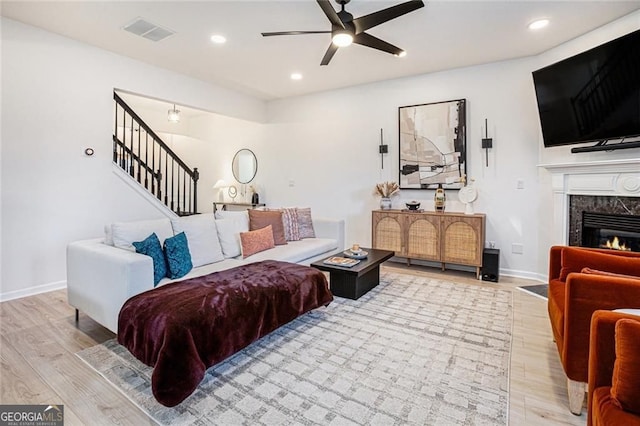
[602,236,631,251]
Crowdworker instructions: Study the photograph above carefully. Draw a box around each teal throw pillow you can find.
[164,232,193,279]
[132,233,167,286]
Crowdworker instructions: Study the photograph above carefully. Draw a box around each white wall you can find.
[533,10,640,275]
[263,57,544,279]
[0,17,266,299]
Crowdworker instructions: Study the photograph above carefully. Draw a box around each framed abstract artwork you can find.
[398,99,467,189]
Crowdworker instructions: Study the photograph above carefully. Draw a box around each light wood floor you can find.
[0,264,586,425]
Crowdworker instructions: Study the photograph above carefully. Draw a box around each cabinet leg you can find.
[441,263,445,272]
[407,258,411,266]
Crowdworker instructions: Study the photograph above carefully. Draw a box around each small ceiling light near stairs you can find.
[168,105,181,123]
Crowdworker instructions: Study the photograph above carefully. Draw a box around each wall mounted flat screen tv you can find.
[532,29,640,149]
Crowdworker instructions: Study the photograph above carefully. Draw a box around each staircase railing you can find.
[113,92,198,215]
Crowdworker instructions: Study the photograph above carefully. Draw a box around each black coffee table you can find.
[311,248,394,300]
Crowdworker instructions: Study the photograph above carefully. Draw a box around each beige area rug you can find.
[77,272,513,425]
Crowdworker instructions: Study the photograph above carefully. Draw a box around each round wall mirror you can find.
[232,149,257,184]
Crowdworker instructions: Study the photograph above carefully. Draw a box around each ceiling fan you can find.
[261,0,425,66]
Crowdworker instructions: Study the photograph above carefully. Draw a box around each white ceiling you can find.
[2,1,639,101]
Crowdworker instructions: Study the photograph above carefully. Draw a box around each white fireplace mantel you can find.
[538,158,640,245]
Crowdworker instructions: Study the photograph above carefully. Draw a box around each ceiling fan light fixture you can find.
[168,104,180,123]
[332,32,353,47]
[396,50,407,58]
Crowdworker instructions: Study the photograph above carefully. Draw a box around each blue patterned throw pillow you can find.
[132,233,167,286]
[164,232,193,279]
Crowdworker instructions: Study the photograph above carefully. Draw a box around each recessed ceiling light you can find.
[210,34,227,44]
[290,73,303,80]
[528,19,550,30]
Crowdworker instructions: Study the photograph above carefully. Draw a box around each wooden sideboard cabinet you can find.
[372,210,486,278]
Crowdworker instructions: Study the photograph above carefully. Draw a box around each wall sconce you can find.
[168,104,180,123]
[482,118,493,167]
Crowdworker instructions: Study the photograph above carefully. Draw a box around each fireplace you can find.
[581,211,640,252]
[540,159,640,259]
[568,195,640,248]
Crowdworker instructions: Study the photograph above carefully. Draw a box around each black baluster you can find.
[193,168,199,214]
[137,123,141,182]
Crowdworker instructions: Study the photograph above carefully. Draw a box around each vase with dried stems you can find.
[374,181,399,210]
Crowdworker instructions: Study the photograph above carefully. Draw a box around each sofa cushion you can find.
[559,247,640,281]
[132,233,167,286]
[249,210,287,245]
[171,214,224,268]
[581,267,640,281]
[214,210,249,229]
[592,386,640,426]
[297,208,316,239]
[158,258,245,286]
[240,225,275,258]
[112,218,174,252]
[164,232,193,279]
[611,318,640,414]
[215,218,245,258]
[245,238,337,264]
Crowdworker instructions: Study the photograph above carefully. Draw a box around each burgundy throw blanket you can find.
[117,260,333,407]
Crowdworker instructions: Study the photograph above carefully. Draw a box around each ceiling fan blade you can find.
[353,0,424,34]
[316,0,345,29]
[320,43,339,66]
[261,31,331,37]
[353,32,403,56]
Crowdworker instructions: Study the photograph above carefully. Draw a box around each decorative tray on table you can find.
[343,250,369,259]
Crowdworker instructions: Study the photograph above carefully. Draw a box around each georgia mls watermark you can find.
[0,405,63,426]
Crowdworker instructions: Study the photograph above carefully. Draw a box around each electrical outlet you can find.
[289,180,295,187]
[512,243,524,254]
[516,179,524,189]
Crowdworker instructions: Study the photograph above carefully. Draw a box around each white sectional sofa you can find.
[67,212,344,333]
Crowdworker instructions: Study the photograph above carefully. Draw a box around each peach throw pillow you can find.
[611,318,640,415]
[240,225,275,258]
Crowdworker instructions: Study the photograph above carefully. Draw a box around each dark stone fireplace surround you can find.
[568,195,640,249]
[541,159,640,259]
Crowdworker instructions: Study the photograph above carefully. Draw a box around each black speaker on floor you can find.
[482,248,500,282]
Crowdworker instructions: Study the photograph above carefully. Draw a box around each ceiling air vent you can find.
[122,17,174,42]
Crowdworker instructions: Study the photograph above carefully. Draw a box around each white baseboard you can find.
[500,269,546,283]
[0,280,67,303]
[387,257,547,283]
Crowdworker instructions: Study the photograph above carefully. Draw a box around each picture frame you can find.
[398,99,467,189]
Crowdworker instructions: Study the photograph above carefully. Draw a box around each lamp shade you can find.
[213,179,228,189]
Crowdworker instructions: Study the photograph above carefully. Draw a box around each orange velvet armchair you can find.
[547,245,640,414]
[588,310,640,426]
